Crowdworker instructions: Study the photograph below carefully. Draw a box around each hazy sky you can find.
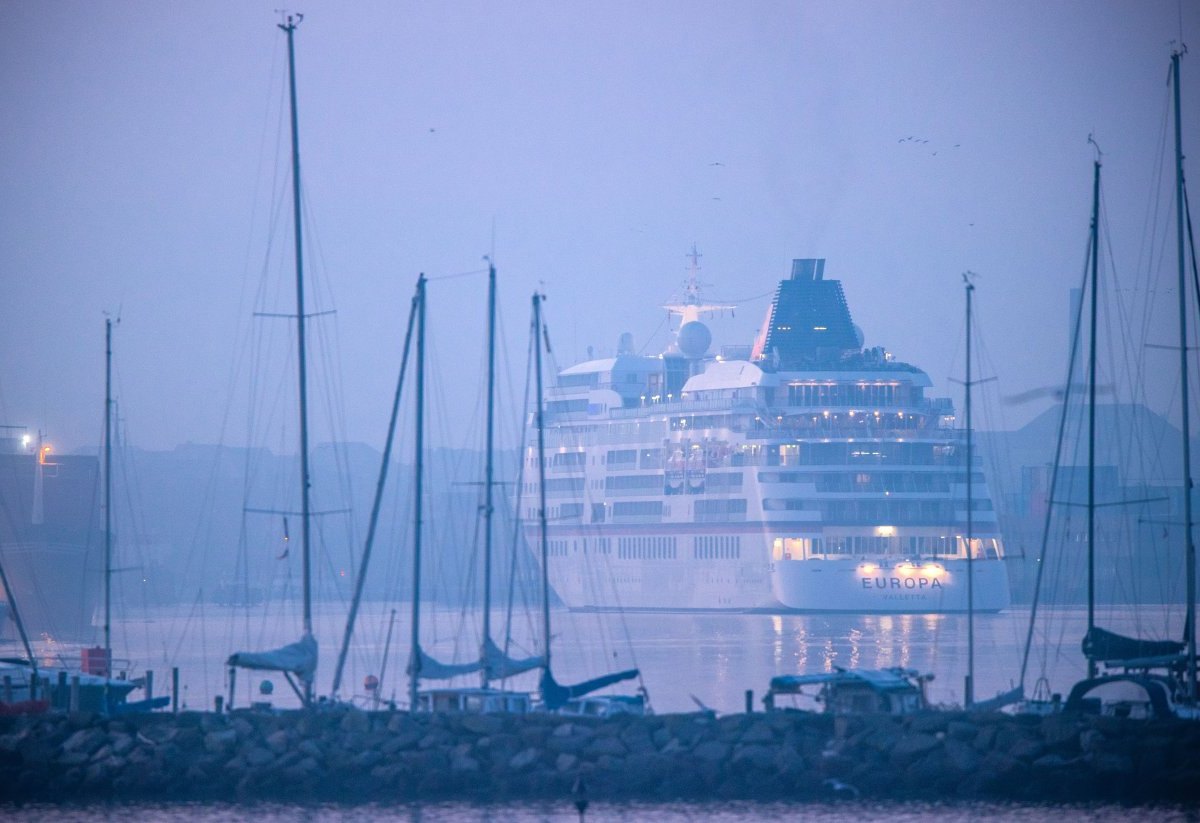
[1,1,1198,455]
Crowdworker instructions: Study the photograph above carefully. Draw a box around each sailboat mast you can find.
[104,318,113,676]
[331,286,419,697]
[964,278,975,708]
[481,261,497,688]
[280,17,313,666]
[409,275,427,712]
[534,293,551,671]
[1171,50,1197,702]
[1086,158,1101,681]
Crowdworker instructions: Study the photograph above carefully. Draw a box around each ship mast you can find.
[103,316,112,676]
[331,285,419,698]
[1086,158,1101,681]
[279,14,314,707]
[963,275,975,708]
[481,260,497,688]
[1171,49,1197,702]
[662,244,734,325]
[534,292,551,673]
[409,275,427,711]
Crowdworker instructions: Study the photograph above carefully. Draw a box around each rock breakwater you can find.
[1,708,1197,805]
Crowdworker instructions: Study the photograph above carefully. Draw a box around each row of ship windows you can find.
[532,470,982,493]
[765,499,994,516]
[544,536,742,560]
[530,442,974,471]
[530,497,992,524]
[785,383,915,407]
[775,535,1003,560]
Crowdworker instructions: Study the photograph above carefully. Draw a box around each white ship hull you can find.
[543,528,1011,613]
[544,528,775,610]
[772,556,1010,613]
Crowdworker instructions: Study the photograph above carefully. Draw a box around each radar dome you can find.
[677,320,712,359]
[852,323,865,349]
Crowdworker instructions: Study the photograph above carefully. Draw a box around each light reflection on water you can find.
[1,800,1194,822]
[27,603,1176,714]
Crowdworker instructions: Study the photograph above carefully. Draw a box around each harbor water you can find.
[25,601,1185,715]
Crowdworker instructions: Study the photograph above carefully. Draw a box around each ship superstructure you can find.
[525,257,1010,612]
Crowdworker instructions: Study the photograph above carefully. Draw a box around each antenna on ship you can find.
[662,244,734,327]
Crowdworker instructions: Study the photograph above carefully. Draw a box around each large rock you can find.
[692,740,730,764]
[731,743,774,770]
[508,748,540,770]
[582,736,627,758]
[944,738,980,772]
[61,728,106,756]
[204,729,238,755]
[460,714,503,736]
[740,721,774,744]
[889,732,940,761]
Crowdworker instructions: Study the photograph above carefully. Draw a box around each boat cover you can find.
[483,637,543,680]
[408,645,483,680]
[539,666,639,709]
[407,639,545,681]
[769,667,920,694]
[1082,626,1184,665]
[227,633,317,683]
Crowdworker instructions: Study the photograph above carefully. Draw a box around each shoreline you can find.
[2,708,1198,806]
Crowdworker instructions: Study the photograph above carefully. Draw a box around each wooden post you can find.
[69,676,80,712]
[744,689,753,714]
[227,667,236,711]
[2,675,11,703]
[145,670,154,702]
[172,667,179,713]
[214,694,223,713]
[57,671,67,710]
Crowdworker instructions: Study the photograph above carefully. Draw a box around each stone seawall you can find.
[1,708,1198,805]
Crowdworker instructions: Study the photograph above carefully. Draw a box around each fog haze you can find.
[1,1,1197,455]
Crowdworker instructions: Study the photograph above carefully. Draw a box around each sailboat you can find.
[226,15,319,709]
[330,266,543,712]
[1020,50,1198,720]
[528,291,646,717]
[0,321,161,714]
[404,273,542,713]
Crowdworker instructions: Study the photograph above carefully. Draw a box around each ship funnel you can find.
[791,258,825,281]
[617,332,635,355]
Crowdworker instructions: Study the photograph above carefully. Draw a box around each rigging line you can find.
[1185,183,1200,354]
[711,289,773,304]
[1132,86,1174,381]
[542,312,640,678]
[636,312,670,357]
[1019,242,1093,691]
[425,267,489,282]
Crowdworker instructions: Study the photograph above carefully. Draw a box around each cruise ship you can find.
[525,257,1011,613]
